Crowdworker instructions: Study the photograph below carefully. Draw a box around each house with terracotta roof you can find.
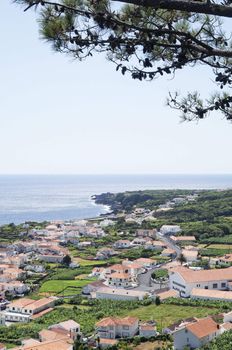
[107,272,134,288]
[96,316,139,342]
[95,287,150,301]
[191,288,232,302]
[0,297,55,324]
[136,229,157,239]
[170,236,196,243]
[48,320,81,341]
[182,248,199,263]
[121,260,144,276]
[173,317,222,350]
[156,289,179,301]
[139,322,157,338]
[134,258,156,268]
[161,248,177,258]
[152,241,167,250]
[11,337,73,350]
[218,254,232,266]
[169,266,232,297]
[105,264,136,288]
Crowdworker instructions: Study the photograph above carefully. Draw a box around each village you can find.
[0,192,232,350]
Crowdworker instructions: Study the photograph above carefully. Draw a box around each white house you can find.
[49,319,81,340]
[160,225,181,235]
[95,287,150,301]
[191,288,232,302]
[136,229,157,239]
[96,316,139,339]
[169,266,232,297]
[0,297,55,324]
[113,240,131,249]
[173,317,222,350]
[182,249,199,263]
[139,323,157,338]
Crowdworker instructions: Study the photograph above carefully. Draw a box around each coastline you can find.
[1,173,232,225]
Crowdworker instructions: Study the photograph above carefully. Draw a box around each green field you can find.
[73,257,121,266]
[121,304,220,330]
[39,278,93,296]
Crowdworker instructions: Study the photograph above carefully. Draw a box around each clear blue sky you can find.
[0,1,231,175]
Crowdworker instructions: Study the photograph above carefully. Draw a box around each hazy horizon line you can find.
[0,173,232,176]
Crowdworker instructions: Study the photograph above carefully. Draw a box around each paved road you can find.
[132,232,181,292]
[157,232,182,256]
[133,266,169,292]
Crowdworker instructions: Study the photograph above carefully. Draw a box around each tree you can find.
[62,254,72,266]
[15,0,232,121]
[177,253,187,265]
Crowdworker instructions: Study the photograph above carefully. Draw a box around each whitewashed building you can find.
[169,266,232,297]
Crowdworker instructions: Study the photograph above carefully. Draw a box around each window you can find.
[222,283,226,288]
[123,326,129,330]
[196,284,201,287]
[213,283,218,289]
[205,286,208,289]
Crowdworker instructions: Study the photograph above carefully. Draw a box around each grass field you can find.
[73,257,121,266]
[132,341,171,350]
[73,257,107,266]
[39,278,93,296]
[207,244,232,250]
[121,304,220,330]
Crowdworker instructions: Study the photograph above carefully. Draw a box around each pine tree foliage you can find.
[14,0,232,121]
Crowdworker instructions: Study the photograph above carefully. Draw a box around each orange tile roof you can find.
[136,258,155,263]
[171,236,196,241]
[96,316,138,327]
[11,338,72,350]
[9,298,33,308]
[191,288,232,300]
[39,329,67,341]
[99,338,118,345]
[162,248,176,254]
[96,317,117,327]
[222,322,232,330]
[109,272,131,279]
[186,317,219,339]
[27,298,54,311]
[152,241,166,246]
[172,266,232,283]
[157,289,179,300]
[31,308,54,319]
[110,264,126,271]
[140,324,155,331]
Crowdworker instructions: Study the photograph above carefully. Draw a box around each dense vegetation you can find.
[199,330,232,350]
[94,190,195,212]
[0,222,47,243]
[96,189,232,241]
[0,298,221,345]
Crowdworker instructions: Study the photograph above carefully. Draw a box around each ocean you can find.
[0,174,232,225]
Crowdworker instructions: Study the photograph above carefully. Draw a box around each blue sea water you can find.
[0,174,232,225]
